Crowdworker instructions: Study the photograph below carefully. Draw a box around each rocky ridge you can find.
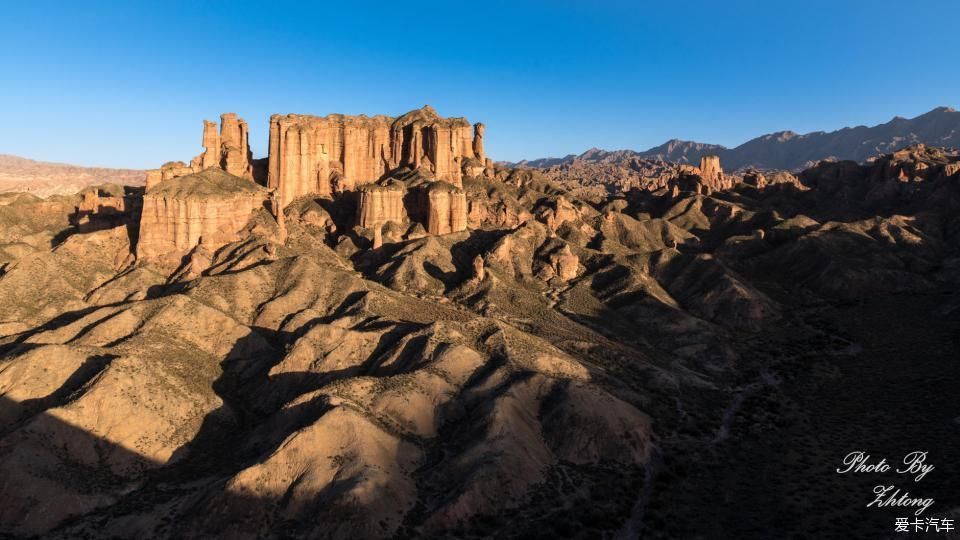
[0,103,958,540]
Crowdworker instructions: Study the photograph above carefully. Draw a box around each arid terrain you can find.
[0,154,144,197]
[0,107,958,539]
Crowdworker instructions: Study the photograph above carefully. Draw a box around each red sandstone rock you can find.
[539,196,580,232]
[699,155,728,191]
[268,106,481,208]
[137,168,270,265]
[147,114,255,190]
[743,170,767,188]
[357,182,407,229]
[945,162,960,177]
[473,123,485,162]
[426,182,468,235]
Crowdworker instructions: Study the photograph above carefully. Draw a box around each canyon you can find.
[0,106,958,539]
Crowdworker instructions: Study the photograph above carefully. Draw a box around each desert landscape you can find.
[0,103,958,538]
[1,2,959,539]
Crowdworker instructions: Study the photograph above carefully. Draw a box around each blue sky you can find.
[1,0,958,168]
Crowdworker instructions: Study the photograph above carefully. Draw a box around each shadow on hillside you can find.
[50,194,142,253]
[0,315,430,536]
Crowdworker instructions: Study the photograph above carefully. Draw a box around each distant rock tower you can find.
[699,155,727,191]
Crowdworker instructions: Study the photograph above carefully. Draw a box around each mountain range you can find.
[513,106,960,171]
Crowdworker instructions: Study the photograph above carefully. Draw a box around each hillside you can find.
[0,154,145,197]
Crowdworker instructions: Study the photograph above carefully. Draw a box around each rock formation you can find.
[699,155,727,191]
[472,122,485,161]
[200,113,254,180]
[145,114,255,190]
[137,168,270,264]
[5,130,960,540]
[471,253,485,281]
[426,182,467,235]
[742,170,767,188]
[356,181,407,229]
[267,106,483,208]
[551,244,579,281]
[539,196,581,232]
[145,161,194,191]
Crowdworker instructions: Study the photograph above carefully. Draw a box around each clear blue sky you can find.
[1,0,958,168]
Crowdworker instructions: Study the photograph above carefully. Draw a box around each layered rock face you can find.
[77,188,126,217]
[699,155,728,191]
[268,106,484,208]
[137,168,269,264]
[145,114,254,190]
[426,182,467,235]
[357,182,407,228]
[190,113,254,179]
[145,161,194,191]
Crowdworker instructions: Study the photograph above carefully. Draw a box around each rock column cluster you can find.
[426,183,468,235]
[267,106,485,208]
[145,113,255,190]
[357,182,407,229]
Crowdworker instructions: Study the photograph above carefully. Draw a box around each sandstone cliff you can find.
[357,181,407,229]
[137,168,269,265]
[268,106,484,208]
[426,181,467,235]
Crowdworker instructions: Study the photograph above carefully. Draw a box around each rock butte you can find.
[137,168,271,265]
[140,106,489,263]
[267,105,485,206]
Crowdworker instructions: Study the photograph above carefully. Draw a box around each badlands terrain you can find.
[0,154,143,197]
[0,107,958,539]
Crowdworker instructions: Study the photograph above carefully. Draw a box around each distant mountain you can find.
[512,106,960,171]
[633,139,727,164]
[0,154,144,197]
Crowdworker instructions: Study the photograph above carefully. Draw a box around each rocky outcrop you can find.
[742,170,767,188]
[268,106,483,208]
[473,123,485,162]
[76,188,126,218]
[137,168,270,265]
[146,161,194,191]
[145,114,254,190]
[426,182,467,235]
[551,244,579,281]
[538,196,581,232]
[357,181,406,229]
[213,113,254,179]
[699,155,728,191]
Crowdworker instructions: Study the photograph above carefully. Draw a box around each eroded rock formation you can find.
[203,113,254,180]
[357,182,406,229]
[145,114,254,190]
[267,106,485,208]
[699,155,728,191]
[137,168,270,265]
[551,244,579,281]
[426,182,467,235]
